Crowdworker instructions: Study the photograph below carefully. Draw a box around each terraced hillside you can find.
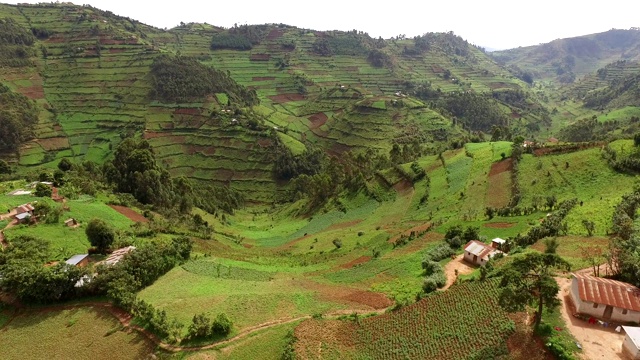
[0,3,549,202]
[492,28,640,83]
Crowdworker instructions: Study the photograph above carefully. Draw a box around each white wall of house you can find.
[463,251,487,266]
[570,278,640,323]
[623,335,640,359]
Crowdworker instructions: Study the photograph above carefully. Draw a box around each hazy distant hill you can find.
[492,29,640,83]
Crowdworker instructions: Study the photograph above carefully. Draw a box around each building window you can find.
[593,303,598,308]
[623,309,628,315]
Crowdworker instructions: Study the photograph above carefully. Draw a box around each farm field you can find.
[0,306,154,360]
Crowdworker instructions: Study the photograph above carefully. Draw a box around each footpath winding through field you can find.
[1,302,389,353]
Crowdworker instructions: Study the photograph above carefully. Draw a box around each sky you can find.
[6,0,639,50]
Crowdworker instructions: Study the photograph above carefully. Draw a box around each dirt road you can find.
[556,277,627,360]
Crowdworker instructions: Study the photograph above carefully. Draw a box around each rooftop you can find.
[100,246,136,266]
[573,273,640,312]
[464,240,502,260]
[623,326,640,348]
[65,254,89,266]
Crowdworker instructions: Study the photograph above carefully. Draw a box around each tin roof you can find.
[492,238,506,244]
[15,203,35,214]
[65,254,89,266]
[15,213,30,220]
[100,246,136,266]
[573,273,640,312]
[464,240,502,260]
[623,326,640,349]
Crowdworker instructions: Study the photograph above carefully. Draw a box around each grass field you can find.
[0,307,153,360]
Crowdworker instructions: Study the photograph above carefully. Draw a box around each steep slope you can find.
[492,28,640,83]
[0,3,546,202]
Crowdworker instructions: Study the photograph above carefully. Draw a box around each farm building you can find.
[99,246,136,266]
[65,254,89,267]
[463,240,503,266]
[623,326,640,359]
[491,238,506,250]
[14,203,35,215]
[570,273,640,323]
[64,218,78,227]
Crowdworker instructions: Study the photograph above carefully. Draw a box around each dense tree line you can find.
[439,92,509,132]
[583,73,640,109]
[608,187,640,285]
[0,18,36,67]
[0,84,39,153]
[602,141,640,173]
[149,55,259,105]
[210,33,253,50]
[510,198,578,247]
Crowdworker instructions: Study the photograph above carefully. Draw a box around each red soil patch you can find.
[341,290,392,309]
[266,28,285,40]
[484,222,516,229]
[242,243,253,249]
[108,48,125,54]
[387,222,433,244]
[340,256,371,269]
[392,179,413,193]
[186,145,216,156]
[327,219,362,231]
[252,76,276,81]
[46,36,65,43]
[36,137,70,151]
[268,93,305,103]
[18,86,45,100]
[109,205,149,223]
[256,138,273,147]
[344,66,358,71]
[173,108,201,116]
[249,53,271,61]
[308,112,328,129]
[488,158,513,177]
[431,64,445,73]
[327,143,351,156]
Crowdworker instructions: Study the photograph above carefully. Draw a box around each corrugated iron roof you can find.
[623,326,640,349]
[65,254,89,266]
[464,240,502,260]
[573,273,640,312]
[100,246,136,266]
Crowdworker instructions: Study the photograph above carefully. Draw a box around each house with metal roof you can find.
[65,254,89,267]
[98,246,136,266]
[463,240,503,266]
[623,326,640,359]
[570,273,640,323]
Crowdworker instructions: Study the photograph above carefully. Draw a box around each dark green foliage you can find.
[367,49,392,68]
[85,218,115,254]
[193,183,244,215]
[58,158,73,172]
[332,238,342,249]
[0,84,39,153]
[212,313,233,335]
[131,298,183,343]
[0,236,87,303]
[0,159,10,174]
[30,26,52,39]
[498,252,570,327]
[187,313,212,339]
[281,329,298,360]
[422,243,455,263]
[274,145,326,180]
[34,183,52,197]
[0,18,36,67]
[210,33,252,50]
[105,138,174,208]
[444,225,478,248]
[439,92,509,132]
[583,73,640,109]
[33,201,62,224]
[421,242,454,294]
[312,37,332,56]
[149,55,259,105]
[511,199,577,247]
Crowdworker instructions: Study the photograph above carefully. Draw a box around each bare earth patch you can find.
[109,205,149,223]
[556,277,626,360]
[340,256,371,269]
[36,137,70,151]
[487,159,513,208]
[441,254,475,290]
[308,112,328,129]
[268,93,306,103]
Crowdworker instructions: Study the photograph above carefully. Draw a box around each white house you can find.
[463,240,503,266]
[623,326,640,359]
[570,273,640,323]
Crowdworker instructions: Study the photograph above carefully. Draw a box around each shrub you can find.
[212,313,233,335]
[332,238,342,249]
[187,313,212,339]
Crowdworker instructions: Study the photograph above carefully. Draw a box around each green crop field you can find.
[0,307,153,360]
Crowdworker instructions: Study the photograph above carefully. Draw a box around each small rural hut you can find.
[65,254,89,267]
[14,203,34,216]
[623,326,640,359]
[64,218,78,227]
[570,273,640,323]
[463,240,503,266]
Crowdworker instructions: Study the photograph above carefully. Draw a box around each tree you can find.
[212,313,232,335]
[34,183,52,197]
[545,195,557,211]
[0,159,10,174]
[582,219,595,237]
[499,252,570,328]
[187,313,212,339]
[332,238,342,249]
[85,218,115,254]
[57,158,72,172]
